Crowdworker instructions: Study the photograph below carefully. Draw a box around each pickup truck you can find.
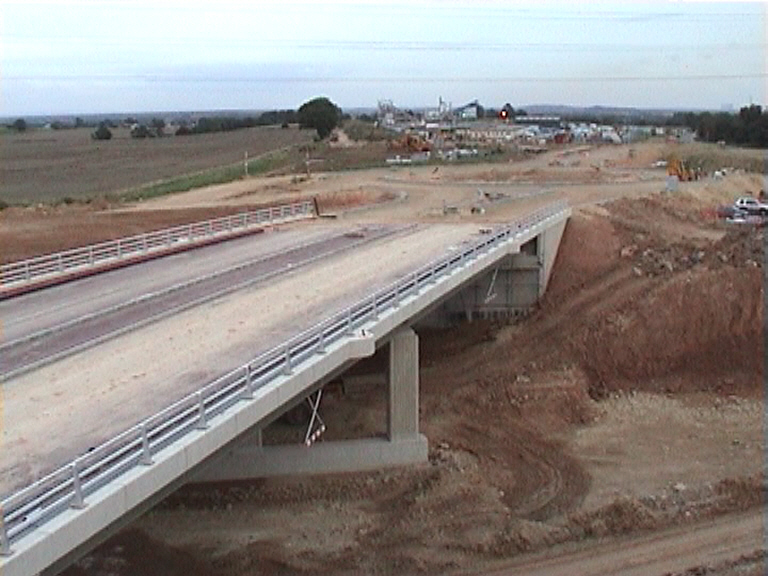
[733,196,768,216]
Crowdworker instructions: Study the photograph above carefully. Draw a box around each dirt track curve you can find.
[475,511,763,576]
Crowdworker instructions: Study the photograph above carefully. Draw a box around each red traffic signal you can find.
[499,109,509,120]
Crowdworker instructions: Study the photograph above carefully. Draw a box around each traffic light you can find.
[499,109,508,120]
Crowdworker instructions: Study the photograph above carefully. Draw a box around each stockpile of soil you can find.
[538,196,763,398]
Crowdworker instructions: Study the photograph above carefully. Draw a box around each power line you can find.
[7,73,766,83]
[6,1,763,20]
[4,35,766,54]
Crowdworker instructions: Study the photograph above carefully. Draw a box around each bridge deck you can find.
[1,222,481,498]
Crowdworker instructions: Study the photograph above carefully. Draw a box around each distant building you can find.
[454,100,481,121]
[514,115,561,127]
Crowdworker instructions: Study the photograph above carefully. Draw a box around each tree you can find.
[92,123,112,141]
[297,97,342,139]
[150,118,166,136]
[12,118,27,132]
[131,124,153,139]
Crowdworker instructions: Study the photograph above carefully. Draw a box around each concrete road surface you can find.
[1,221,482,498]
[0,223,402,379]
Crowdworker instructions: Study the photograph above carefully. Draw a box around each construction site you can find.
[376,98,690,167]
[1,136,764,576]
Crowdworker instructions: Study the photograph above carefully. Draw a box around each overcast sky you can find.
[2,0,766,116]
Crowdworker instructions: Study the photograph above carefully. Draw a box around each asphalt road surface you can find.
[0,223,401,379]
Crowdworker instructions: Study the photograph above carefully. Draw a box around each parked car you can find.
[716,204,748,219]
[733,196,768,216]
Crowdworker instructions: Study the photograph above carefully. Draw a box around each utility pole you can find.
[244,151,249,177]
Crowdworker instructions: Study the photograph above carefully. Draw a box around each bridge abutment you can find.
[421,220,568,326]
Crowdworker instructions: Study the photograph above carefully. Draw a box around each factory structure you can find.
[377,97,684,163]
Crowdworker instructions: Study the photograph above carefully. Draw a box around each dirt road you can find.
[475,511,763,576]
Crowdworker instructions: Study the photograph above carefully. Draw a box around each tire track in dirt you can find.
[473,511,764,576]
[444,419,590,522]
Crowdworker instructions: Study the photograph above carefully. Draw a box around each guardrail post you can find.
[0,509,11,557]
[284,347,293,375]
[25,261,31,282]
[140,424,153,466]
[166,230,172,246]
[412,272,419,295]
[58,254,64,272]
[89,246,94,266]
[394,284,400,308]
[117,239,123,259]
[143,234,148,252]
[346,309,353,334]
[71,461,86,509]
[372,295,379,320]
[241,364,254,399]
[317,328,327,353]
[196,392,208,430]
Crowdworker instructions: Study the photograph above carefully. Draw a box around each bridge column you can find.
[191,328,427,483]
[388,327,420,440]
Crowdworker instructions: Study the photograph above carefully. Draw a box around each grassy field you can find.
[0,120,521,207]
[663,142,767,174]
[0,126,313,205]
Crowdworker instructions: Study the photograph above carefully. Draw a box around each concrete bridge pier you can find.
[388,327,420,440]
[193,326,427,482]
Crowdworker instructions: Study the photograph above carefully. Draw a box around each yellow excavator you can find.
[388,133,432,153]
[667,157,697,181]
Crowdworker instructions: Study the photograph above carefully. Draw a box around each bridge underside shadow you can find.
[193,217,568,482]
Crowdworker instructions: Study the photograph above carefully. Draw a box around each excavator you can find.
[667,157,697,181]
[387,133,432,153]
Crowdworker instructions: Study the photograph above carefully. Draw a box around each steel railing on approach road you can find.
[0,201,314,290]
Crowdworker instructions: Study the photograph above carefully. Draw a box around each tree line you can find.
[177,109,298,136]
[668,105,768,148]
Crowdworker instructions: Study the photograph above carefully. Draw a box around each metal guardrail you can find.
[0,201,314,289]
[0,200,568,556]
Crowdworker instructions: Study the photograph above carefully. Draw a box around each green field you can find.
[664,142,767,174]
[0,126,314,205]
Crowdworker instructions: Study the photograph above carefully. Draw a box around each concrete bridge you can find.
[0,201,570,576]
